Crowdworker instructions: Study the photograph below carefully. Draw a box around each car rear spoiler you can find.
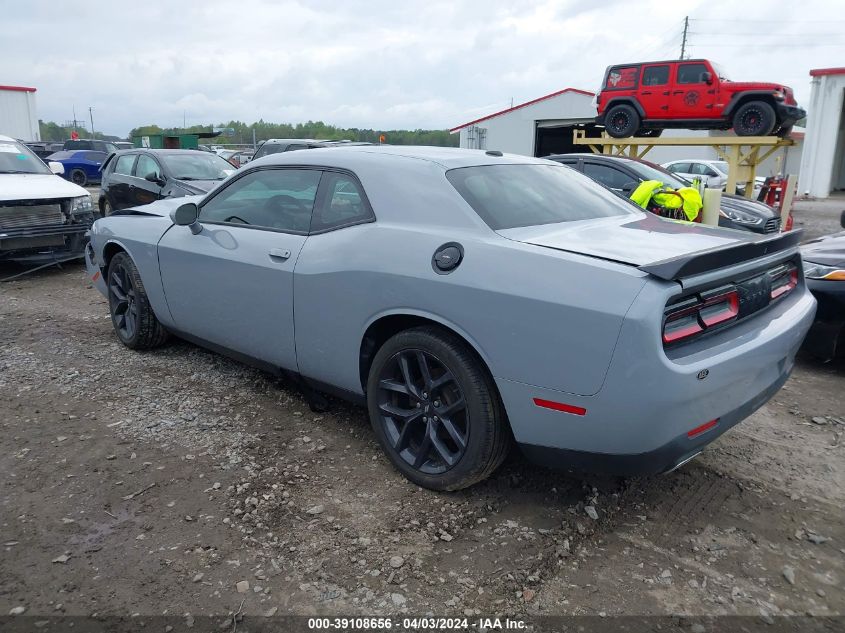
[639,229,803,281]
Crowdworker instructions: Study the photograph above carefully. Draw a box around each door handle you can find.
[269,248,291,261]
[641,91,652,95]
[672,90,684,95]
[662,91,670,95]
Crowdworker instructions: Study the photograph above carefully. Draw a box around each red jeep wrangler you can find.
[595,59,806,138]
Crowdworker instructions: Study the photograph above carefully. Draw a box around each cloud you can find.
[1,0,840,136]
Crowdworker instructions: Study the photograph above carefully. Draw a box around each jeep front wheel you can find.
[733,101,776,136]
[604,104,640,138]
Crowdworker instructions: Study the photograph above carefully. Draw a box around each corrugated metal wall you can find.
[0,89,40,141]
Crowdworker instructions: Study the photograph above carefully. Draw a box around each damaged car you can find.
[86,146,815,490]
[0,134,98,264]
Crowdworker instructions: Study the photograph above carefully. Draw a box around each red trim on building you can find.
[809,67,845,77]
[0,85,37,93]
[450,88,595,132]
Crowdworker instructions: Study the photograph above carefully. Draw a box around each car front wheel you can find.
[733,101,776,136]
[70,168,87,187]
[107,252,169,350]
[367,326,511,491]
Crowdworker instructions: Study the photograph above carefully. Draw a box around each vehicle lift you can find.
[571,129,794,200]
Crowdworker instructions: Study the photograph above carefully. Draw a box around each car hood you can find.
[0,173,89,202]
[801,231,845,267]
[173,179,223,194]
[113,195,204,218]
[497,212,755,268]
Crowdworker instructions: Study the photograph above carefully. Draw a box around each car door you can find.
[157,167,322,371]
[639,64,671,116]
[131,154,165,205]
[84,151,106,182]
[108,153,138,209]
[670,62,717,118]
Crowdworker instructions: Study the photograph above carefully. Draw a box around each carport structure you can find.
[799,67,845,198]
[450,88,602,157]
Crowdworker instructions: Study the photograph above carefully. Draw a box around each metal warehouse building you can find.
[0,84,40,141]
[799,67,845,198]
[450,88,600,157]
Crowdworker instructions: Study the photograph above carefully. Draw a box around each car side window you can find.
[114,154,137,175]
[311,172,374,232]
[583,163,634,190]
[135,155,161,180]
[668,162,690,173]
[642,65,669,86]
[677,63,709,84]
[86,151,107,162]
[285,144,307,152]
[199,168,321,233]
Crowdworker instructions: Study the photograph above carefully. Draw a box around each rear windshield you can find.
[447,164,638,230]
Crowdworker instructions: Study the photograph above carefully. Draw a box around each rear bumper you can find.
[496,284,816,476]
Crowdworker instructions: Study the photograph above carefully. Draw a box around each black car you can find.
[63,138,118,154]
[252,138,333,160]
[801,211,845,361]
[25,141,64,161]
[99,149,235,215]
[548,153,783,234]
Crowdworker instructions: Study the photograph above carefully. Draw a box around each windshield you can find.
[0,140,51,175]
[629,160,691,189]
[162,153,235,180]
[711,62,730,81]
[447,164,639,230]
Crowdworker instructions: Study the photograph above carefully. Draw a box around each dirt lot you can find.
[1,199,843,625]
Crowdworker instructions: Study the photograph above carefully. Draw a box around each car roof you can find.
[262,138,324,144]
[609,58,708,67]
[0,134,19,142]
[253,145,554,170]
[115,148,209,155]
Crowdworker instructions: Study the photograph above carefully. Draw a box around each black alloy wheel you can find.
[106,252,169,349]
[604,104,640,138]
[733,101,776,136]
[71,168,87,186]
[367,326,511,491]
[376,348,469,475]
[108,258,139,341]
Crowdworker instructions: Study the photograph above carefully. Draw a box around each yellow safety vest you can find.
[629,180,703,222]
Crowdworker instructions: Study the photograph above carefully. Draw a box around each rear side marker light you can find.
[771,269,798,300]
[688,419,719,439]
[533,398,586,416]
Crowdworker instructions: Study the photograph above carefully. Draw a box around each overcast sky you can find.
[2,0,843,137]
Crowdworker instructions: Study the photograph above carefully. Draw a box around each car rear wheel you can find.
[107,252,169,350]
[604,104,640,138]
[733,101,776,136]
[70,168,88,187]
[366,326,511,491]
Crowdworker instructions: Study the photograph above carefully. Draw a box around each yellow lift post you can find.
[571,130,794,199]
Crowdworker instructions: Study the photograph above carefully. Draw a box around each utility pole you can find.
[89,107,95,139]
[680,16,689,60]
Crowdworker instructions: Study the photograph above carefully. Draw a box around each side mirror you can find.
[49,161,65,175]
[145,172,165,185]
[171,202,202,234]
[701,71,713,85]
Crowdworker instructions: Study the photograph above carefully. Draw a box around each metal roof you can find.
[450,88,594,133]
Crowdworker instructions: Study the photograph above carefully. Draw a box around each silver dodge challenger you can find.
[85,146,816,490]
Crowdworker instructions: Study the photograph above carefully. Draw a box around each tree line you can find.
[40,119,458,147]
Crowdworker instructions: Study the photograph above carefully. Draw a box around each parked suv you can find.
[595,59,806,138]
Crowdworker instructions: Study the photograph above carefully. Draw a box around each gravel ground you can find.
[0,196,843,622]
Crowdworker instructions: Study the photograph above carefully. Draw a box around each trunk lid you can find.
[496,213,802,281]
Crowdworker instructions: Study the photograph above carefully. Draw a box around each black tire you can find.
[732,101,776,136]
[106,252,169,350]
[604,104,640,138]
[70,169,88,187]
[366,326,511,491]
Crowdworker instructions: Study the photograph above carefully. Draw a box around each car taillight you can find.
[663,287,739,346]
[785,212,794,232]
[771,267,798,300]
